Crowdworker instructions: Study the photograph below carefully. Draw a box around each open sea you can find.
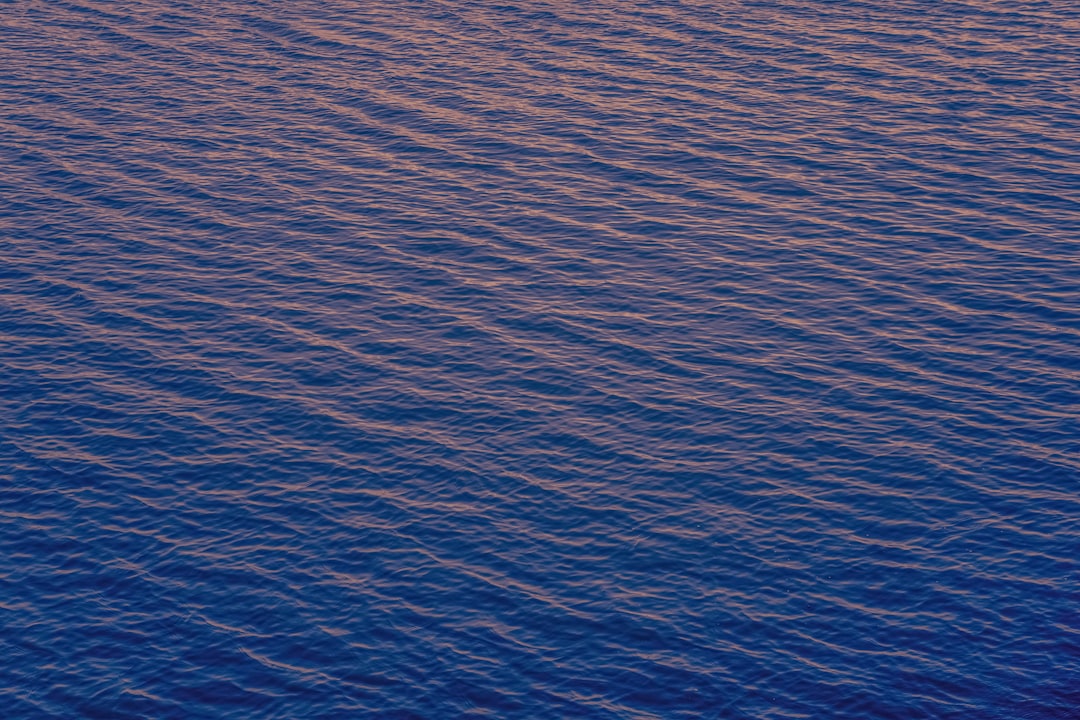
[2,1,1078,718]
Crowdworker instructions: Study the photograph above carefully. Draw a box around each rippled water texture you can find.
[2,1,1079,717]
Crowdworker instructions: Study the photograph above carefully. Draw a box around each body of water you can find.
[2,1,1078,718]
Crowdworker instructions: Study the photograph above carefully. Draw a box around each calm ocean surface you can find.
[2,1,1078,718]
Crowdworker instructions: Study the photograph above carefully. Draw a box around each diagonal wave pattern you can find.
[1,1,1078,718]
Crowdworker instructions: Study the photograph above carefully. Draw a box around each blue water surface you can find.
[2,1,1078,718]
